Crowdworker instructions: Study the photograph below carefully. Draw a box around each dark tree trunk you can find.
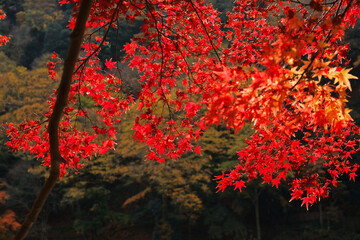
[13,0,93,239]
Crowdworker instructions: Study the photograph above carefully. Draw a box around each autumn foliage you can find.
[4,0,360,214]
[0,11,20,239]
[0,190,20,238]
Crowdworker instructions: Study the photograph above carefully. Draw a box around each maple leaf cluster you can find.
[4,0,360,208]
[211,0,360,207]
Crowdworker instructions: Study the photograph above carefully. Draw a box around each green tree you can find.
[23,0,63,31]
[0,65,56,122]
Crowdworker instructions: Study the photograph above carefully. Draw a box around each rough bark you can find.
[13,0,93,239]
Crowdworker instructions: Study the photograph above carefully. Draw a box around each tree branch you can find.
[13,0,93,239]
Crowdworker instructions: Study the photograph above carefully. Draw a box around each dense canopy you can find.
[3,0,360,238]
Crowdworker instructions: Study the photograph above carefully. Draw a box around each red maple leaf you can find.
[234,180,246,191]
[194,146,202,155]
[105,58,116,71]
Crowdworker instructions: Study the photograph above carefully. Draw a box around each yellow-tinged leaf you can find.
[316,40,328,52]
[334,68,357,91]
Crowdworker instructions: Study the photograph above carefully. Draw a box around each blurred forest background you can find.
[2,0,360,239]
